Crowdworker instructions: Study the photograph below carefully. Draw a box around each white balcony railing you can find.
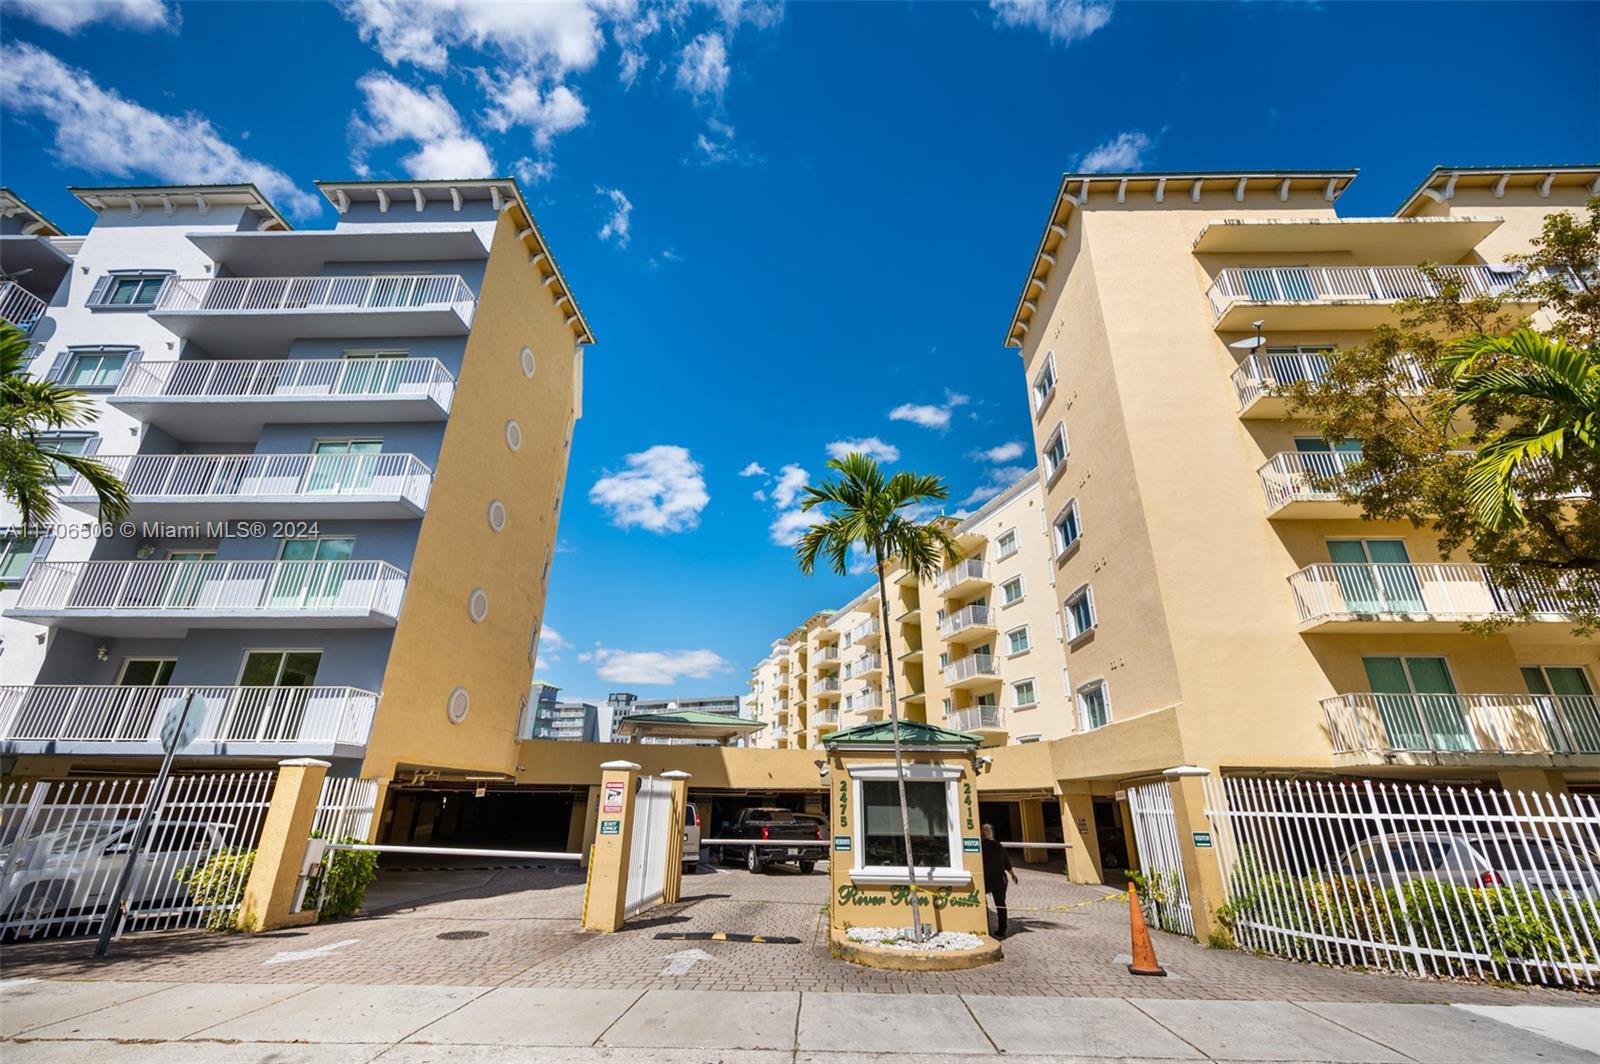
[848,689,884,712]
[1258,450,1366,511]
[1322,693,1600,758]
[67,453,433,509]
[951,705,1005,731]
[856,652,883,673]
[113,357,456,409]
[817,647,840,662]
[852,618,880,641]
[1288,563,1597,624]
[0,684,377,747]
[812,708,840,727]
[942,654,999,685]
[1231,352,1430,411]
[14,559,408,619]
[815,677,841,694]
[939,604,995,638]
[154,274,476,321]
[0,280,47,335]
[1206,265,1524,321]
[936,558,989,593]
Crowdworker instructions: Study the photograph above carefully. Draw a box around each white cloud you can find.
[989,0,1113,46]
[618,47,649,87]
[596,186,633,247]
[962,465,1031,506]
[888,391,970,431]
[739,461,769,477]
[771,463,809,510]
[350,71,494,180]
[826,437,900,463]
[676,31,730,101]
[481,73,588,146]
[769,506,822,547]
[588,444,708,533]
[514,156,555,185]
[587,646,733,685]
[3,0,173,33]
[1077,131,1152,174]
[975,441,1025,463]
[0,43,321,218]
[847,543,874,576]
[538,626,572,662]
[339,0,604,76]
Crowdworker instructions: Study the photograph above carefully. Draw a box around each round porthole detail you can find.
[487,499,507,532]
[447,686,470,724]
[520,346,536,378]
[506,419,522,451]
[469,588,489,623]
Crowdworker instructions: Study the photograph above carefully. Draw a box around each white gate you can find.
[0,772,276,940]
[1125,779,1194,936]
[624,776,673,917]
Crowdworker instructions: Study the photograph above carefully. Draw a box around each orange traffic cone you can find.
[1125,882,1167,977]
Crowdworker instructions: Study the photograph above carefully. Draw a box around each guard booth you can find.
[821,720,1001,969]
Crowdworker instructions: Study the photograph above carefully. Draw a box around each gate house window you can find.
[861,780,950,868]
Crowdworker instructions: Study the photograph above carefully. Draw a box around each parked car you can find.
[683,801,701,871]
[1,820,228,933]
[1334,831,1600,898]
[715,807,826,873]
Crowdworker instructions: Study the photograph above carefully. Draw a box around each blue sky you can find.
[2,1,1597,717]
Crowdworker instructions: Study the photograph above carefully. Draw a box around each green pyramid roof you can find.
[821,719,980,748]
[620,709,763,729]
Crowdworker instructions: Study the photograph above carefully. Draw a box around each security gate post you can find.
[1163,765,1224,943]
[237,758,331,932]
[661,770,691,903]
[582,760,639,932]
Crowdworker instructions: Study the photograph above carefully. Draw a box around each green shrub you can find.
[176,846,255,931]
[302,835,378,920]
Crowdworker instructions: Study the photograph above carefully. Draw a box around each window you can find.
[1077,680,1110,731]
[38,433,94,483]
[1043,423,1068,481]
[999,576,1025,606]
[1065,585,1096,641]
[941,698,952,717]
[1011,679,1037,707]
[0,533,43,585]
[233,650,323,742]
[995,528,1018,560]
[88,272,168,308]
[859,777,956,871]
[61,348,132,389]
[1053,499,1081,557]
[976,692,997,708]
[1007,625,1031,655]
[1032,352,1057,412]
[117,658,176,686]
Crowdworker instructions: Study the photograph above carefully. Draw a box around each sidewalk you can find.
[4,978,1598,1063]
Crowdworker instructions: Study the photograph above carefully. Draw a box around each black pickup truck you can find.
[715,807,827,873]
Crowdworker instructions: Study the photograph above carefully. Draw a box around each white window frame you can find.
[1032,351,1058,414]
[1076,678,1111,732]
[115,657,177,685]
[86,270,172,310]
[1006,624,1032,656]
[59,346,136,390]
[235,647,324,687]
[995,528,1019,561]
[1042,422,1069,484]
[1065,584,1096,643]
[1000,575,1025,606]
[848,762,968,886]
[1010,677,1038,709]
[1053,498,1082,559]
[0,532,44,587]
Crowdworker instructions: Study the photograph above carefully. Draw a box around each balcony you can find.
[1322,693,1600,761]
[855,652,884,679]
[936,558,990,597]
[816,646,841,662]
[8,559,408,636]
[815,677,841,695]
[1205,265,1527,331]
[896,605,921,625]
[150,274,476,352]
[1232,352,1429,418]
[812,708,841,731]
[0,684,377,758]
[109,358,456,443]
[1288,563,1597,635]
[852,618,881,641]
[950,705,1006,736]
[940,604,996,643]
[0,280,47,335]
[61,452,433,522]
[1257,451,1367,518]
[848,689,885,717]
[943,654,1000,690]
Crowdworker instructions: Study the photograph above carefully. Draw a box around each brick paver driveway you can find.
[0,862,1585,1004]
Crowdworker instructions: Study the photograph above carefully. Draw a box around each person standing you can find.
[981,823,1019,938]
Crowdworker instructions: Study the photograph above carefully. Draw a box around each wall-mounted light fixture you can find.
[96,645,109,662]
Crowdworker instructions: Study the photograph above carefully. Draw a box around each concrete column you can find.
[564,790,589,853]
[1019,798,1048,864]
[1163,765,1225,944]
[1117,792,1140,871]
[581,760,640,933]
[1059,790,1102,884]
[238,758,330,933]
[660,770,691,904]
[578,784,601,868]
[1497,768,1569,795]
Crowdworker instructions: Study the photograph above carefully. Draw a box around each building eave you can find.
[0,187,67,237]
[68,183,291,231]
[1394,164,1600,217]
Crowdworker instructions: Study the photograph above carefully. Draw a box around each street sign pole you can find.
[93,688,198,959]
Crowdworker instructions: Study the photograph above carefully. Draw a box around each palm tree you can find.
[0,321,129,526]
[1443,329,1599,530]
[796,452,960,942]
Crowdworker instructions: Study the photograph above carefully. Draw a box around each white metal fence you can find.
[115,357,456,410]
[943,654,999,685]
[1322,693,1600,758]
[1206,265,1524,319]
[624,776,674,917]
[68,452,433,509]
[0,280,47,335]
[1125,780,1195,936]
[154,274,475,322]
[1287,562,1597,623]
[950,705,1005,731]
[314,777,380,841]
[1202,776,1600,986]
